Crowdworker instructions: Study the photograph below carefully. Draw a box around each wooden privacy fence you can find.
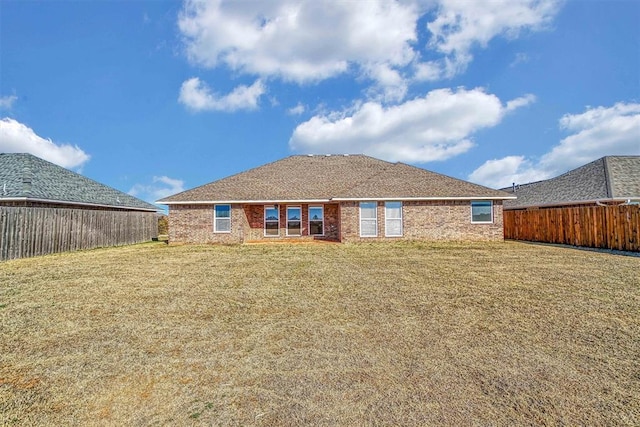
[0,206,158,261]
[504,205,640,252]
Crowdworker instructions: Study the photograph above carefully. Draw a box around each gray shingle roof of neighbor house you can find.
[0,153,159,211]
[158,154,514,204]
[501,155,640,209]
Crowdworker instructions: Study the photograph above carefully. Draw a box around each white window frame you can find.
[213,204,231,233]
[308,205,324,236]
[385,201,403,237]
[471,200,493,224]
[359,202,378,237]
[264,205,280,237]
[286,206,302,236]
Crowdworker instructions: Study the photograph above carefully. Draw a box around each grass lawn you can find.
[1,241,639,426]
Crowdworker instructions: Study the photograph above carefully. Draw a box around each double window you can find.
[471,201,493,223]
[360,201,403,237]
[264,206,279,236]
[214,204,231,233]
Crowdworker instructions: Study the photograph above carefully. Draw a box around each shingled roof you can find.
[159,154,513,204]
[501,156,640,209]
[0,153,158,211]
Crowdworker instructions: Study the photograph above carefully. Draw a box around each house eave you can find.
[504,197,640,210]
[0,197,159,212]
[159,199,333,205]
[330,196,516,201]
[159,195,516,205]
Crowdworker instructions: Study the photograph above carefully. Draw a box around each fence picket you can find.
[504,205,639,252]
[0,206,157,261]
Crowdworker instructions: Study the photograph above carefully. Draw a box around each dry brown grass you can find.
[1,241,638,426]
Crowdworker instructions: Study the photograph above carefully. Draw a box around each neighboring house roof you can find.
[0,153,158,211]
[159,154,513,204]
[501,156,640,209]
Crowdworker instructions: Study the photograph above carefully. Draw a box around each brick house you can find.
[158,154,515,243]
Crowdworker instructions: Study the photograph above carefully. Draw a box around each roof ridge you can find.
[602,156,613,198]
[602,155,640,159]
[22,153,34,195]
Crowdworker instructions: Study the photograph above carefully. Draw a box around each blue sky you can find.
[1,0,639,206]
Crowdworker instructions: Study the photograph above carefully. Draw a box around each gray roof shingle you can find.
[502,156,640,209]
[608,156,640,198]
[159,154,513,203]
[0,153,158,211]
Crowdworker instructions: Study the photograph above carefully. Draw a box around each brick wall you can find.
[169,200,504,244]
[339,200,504,242]
[168,203,340,243]
[168,204,245,244]
[242,204,340,241]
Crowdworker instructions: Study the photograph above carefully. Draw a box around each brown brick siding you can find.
[323,204,340,241]
[169,200,503,244]
[168,204,245,244]
[243,204,340,241]
[339,200,504,242]
[168,203,340,244]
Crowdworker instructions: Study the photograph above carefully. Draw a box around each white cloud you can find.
[289,88,534,163]
[178,1,561,97]
[0,95,17,110]
[413,61,442,82]
[510,52,530,67]
[0,118,90,169]
[468,155,550,189]
[469,102,640,188]
[421,0,560,80]
[129,175,185,203]
[541,102,640,172]
[288,103,305,115]
[506,93,536,112]
[179,0,417,83]
[364,63,408,103]
[179,77,265,112]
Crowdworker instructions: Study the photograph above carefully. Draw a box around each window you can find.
[309,206,324,236]
[385,201,402,237]
[360,202,378,237]
[265,206,279,236]
[471,201,493,223]
[287,206,301,236]
[214,204,231,233]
